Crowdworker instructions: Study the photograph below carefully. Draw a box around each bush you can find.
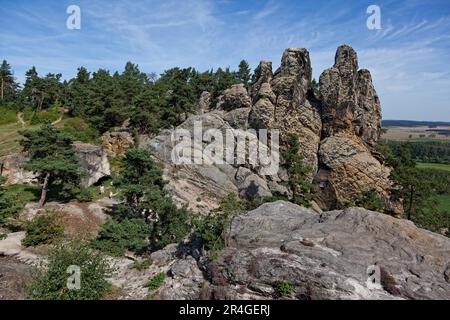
[145,272,166,291]
[274,280,294,297]
[354,189,385,212]
[0,233,7,240]
[195,193,245,255]
[130,257,153,271]
[28,240,114,300]
[28,109,62,125]
[75,188,94,202]
[92,218,150,256]
[61,117,99,143]
[22,211,65,247]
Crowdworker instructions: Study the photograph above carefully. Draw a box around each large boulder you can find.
[0,154,36,185]
[216,84,251,111]
[214,201,450,300]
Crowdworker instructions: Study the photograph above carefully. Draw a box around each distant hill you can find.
[382,120,450,127]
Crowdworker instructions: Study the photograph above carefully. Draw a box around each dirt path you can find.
[16,112,25,127]
[51,116,63,125]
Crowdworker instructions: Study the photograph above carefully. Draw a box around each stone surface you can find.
[0,154,36,185]
[214,201,450,300]
[73,142,111,187]
[216,84,251,111]
[101,130,134,157]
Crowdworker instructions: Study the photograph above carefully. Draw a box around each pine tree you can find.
[20,124,82,207]
[0,60,17,102]
[236,60,251,88]
[282,133,314,207]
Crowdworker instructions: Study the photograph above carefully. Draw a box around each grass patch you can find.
[416,162,450,172]
[145,272,166,291]
[434,194,450,212]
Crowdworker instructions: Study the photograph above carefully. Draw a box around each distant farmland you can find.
[382,121,450,142]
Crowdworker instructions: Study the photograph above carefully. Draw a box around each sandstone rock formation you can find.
[315,45,400,213]
[211,201,450,300]
[0,142,111,187]
[142,45,399,214]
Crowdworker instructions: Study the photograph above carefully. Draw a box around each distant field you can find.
[416,162,450,172]
[382,125,450,141]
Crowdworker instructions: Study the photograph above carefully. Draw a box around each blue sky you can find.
[1,0,449,121]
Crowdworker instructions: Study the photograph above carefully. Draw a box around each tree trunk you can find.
[39,92,44,111]
[38,173,50,208]
[1,77,3,100]
[407,187,414,220]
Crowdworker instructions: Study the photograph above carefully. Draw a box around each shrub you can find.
[0,232,7,240]
[130,257,153,271]
[75,188,94,202]
[22,211,65,247]
[274,280,294,297]
[92,218,150,256]
[28,109,62,125]
[28,240,114,300]
[61,117,99,143]
[145,272,166,291]
[194,193,245,255]
[354,189,385,212]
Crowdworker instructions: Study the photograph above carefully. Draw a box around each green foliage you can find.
[386,140,450,164]
[61,117,99,143]
[145,272,166,291]
[274,280,294,297]
[92,218,150,256]
[75,188,94,202]
[0,60,19,102]
[282,133,313,207]
[114,148,190,249]
[195,193,245,254]
[22,211,65,247]
[236,60,252,88]
[28,240,114,300]
[0,183,39,226]
[0,108,17,125]
[354,189,385,212]
[0,233,6,240]
[310,78,319,97]
[20,124,83,205]
[131,257,153,271]
[28,109,62,125]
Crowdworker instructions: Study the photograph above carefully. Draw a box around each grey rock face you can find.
[73,142,111,187]
[0,154,37,185]
[249,48,322,178]
[215,201,450,300]
[217,84,251,111]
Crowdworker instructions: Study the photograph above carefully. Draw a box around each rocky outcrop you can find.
[319,44,381,148]
[141,45,400,214]
[0,154,36,185]
[249,49,322,177]
[211,201,450,300]
[1,142,111,188]
[73,142,111,187]
[316,45,399,213]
